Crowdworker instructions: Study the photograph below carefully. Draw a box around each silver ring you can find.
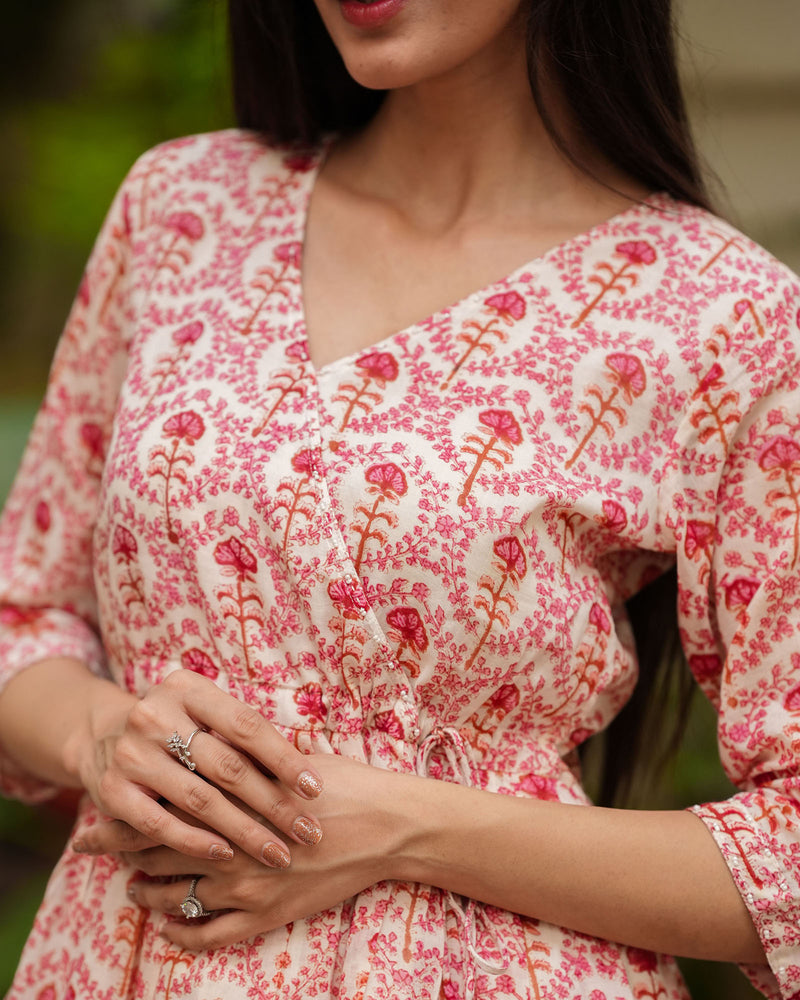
[167,726,206,771]
[180,876,208,919]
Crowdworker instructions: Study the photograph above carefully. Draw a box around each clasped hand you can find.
[72,670,409,948]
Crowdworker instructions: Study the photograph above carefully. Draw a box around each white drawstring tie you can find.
[415,726,509,995]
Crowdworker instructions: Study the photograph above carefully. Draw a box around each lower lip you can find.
[338,0,407,28]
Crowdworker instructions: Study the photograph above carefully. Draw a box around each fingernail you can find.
[209,844,234,862]
[262,842,291,869]
[298,770,323,798]
[72,839,88,854]
[292,816,323,846]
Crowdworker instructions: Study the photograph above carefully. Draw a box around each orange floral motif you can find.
[465,535,527,671]
[758,435,800,563]
[352,462,408,573]
[571,240,656,328]
[148,410,205,543]
[142,320,204,412]
[112,524,146,608]
[150,211,204,288]
[458,409,522,507]
[386,606,428,678]
[566,353,646,469]
[240,241,301,336]
[214,536,263,678]
[688,361,741,447]
[273,447,320,547]
[334,350,399,431]
[440,291,523,389]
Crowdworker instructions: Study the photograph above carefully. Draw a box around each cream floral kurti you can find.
[2,130,800,1000]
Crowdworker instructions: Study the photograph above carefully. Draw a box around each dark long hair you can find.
[227,0,707,802]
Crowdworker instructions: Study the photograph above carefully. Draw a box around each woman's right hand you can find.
[66,669,324,867]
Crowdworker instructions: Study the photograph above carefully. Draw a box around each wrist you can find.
[63,674,136,789]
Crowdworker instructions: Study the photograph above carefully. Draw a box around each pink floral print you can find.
[1,130,800,1000]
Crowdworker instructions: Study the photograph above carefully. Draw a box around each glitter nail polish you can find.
[262,842,291,868]
[298,770,323,797]
[209,843,234,861]
[292,816,323,846]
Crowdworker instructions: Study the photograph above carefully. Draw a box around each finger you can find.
[182,730,325,849]
[130,764,304,868]
[121,846,218,877]
[162,671,324,799]
[72,819,159,856]
[127,877,203,918]
[162,907,286,951]
[81,781,244,864]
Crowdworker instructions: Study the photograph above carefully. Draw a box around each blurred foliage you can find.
[0,0,230,395]
[0,2,767,997]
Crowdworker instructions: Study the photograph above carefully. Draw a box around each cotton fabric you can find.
[2,130,800,999]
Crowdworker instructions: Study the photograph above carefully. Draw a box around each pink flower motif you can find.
[493,535,527,579]
[285,339,309,362]
[698,362,724,393]
[162,410,205,443]
[627,947,658,973]
[80,422,104,459]
[758,435,800,472]
[488,683,520,713]
[599,499,627,532]
[478,409,523,446]
[589,602,611,634]
[615,241,656,266]
[327,578,369,619]
[373,710,404,739]
[783,682,800,713]
[112,524,138,561]
[214,536,258,578]
[733,299,751,320]
[356,350,399,384]
[181,648,219,679]
[386,607,429,652]
[589,992,608,1000]
[723,576,760,611]
[284,152,316,173]
[684,520,714,560]
[365,462,408,498]
[36,986,56,1000]
[274,241,303,268]
[515,773,557,799]
[606,353,646,404]
[485,290,526,322]
[689,653,722,683]
[295,682,326,720]
[0,605,40,627]
[291,448,318,477]
[172,320,204,345]
[35,500,51,533]
[164,211,204,241]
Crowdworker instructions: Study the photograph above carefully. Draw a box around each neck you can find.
[327,40,622,231]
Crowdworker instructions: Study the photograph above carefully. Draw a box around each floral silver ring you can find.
[166,726,206,771]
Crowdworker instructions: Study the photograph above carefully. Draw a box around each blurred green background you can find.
[1,0,797,996]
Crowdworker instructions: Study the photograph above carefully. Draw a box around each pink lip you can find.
[338,0,408,28]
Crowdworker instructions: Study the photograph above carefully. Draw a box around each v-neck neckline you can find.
[293,143,670,378]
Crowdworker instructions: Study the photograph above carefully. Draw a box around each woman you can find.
[1,0,799,997]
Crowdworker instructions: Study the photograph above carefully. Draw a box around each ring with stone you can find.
[180,876,209,919]
[166,726,206,771]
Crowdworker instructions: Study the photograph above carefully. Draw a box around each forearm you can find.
[0,657,135,788]
[385,774,765,965]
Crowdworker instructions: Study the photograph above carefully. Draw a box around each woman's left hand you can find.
[80,755,417,950]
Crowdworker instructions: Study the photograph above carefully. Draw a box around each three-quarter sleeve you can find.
[0,163,139,802]
[668,270,800,997]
